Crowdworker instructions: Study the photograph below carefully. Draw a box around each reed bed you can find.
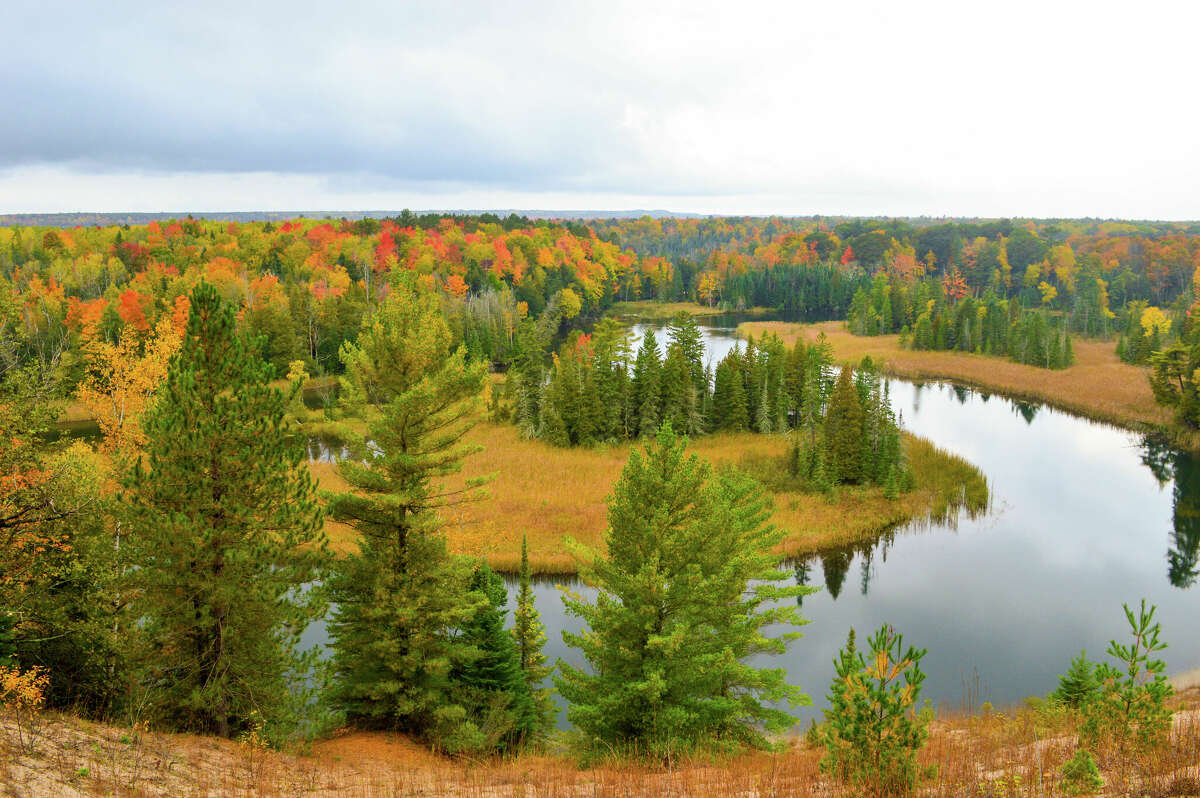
[307,421,989,574]
[739,320,1171,434]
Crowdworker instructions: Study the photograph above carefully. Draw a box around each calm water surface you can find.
[303,320,1200,728]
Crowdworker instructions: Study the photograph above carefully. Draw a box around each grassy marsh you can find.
[307,420,989,574]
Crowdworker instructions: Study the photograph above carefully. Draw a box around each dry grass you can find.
[5,690,1198,796]
[739,320,1173,434]
[608,300,772,319]
[308,420,988,574]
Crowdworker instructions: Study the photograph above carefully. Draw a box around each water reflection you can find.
[1142,440,1200,589]
[1012,401,1038,424]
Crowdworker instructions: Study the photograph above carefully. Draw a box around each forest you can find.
[8,213,1200,424]
[1,213,1198,796]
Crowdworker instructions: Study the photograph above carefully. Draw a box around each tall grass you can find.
[307,421,989,573]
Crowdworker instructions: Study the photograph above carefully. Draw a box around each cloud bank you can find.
[4,0,1198,217]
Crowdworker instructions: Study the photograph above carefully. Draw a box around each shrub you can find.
[1059,749,1104,795]
[0,665,50,754]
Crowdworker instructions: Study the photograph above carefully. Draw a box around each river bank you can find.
[737,320,1193,445]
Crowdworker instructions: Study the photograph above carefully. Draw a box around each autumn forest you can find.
[3,211,1200,795]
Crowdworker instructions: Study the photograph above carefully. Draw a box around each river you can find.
[301,318,1199,727]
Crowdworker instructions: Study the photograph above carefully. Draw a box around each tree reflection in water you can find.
[1142,439,1200,589]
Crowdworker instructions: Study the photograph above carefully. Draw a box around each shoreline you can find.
[737,320,1199,450]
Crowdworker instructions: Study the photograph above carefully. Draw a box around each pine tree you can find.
[325,274,489,749]
[1080,599,1173,753]
[821,625,929,796]
[123,281,329,738]
[556,426,812,752]
[512,535,554,739]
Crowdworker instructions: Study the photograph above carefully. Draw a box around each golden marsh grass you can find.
[308,420,989,574]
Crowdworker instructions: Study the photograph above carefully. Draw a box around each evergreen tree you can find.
[756,379,773,434]
[557,426,812,752]
[711,350,749,431]
[589,318,632,439]
[325,274,490,750]
[629,328,662,437]
[512,535,554,738]
[660,344,693,433]
[824,367,866,484]
[454,563,535,749]
[821,625,929,797]
[665,311,706,394]
[1052,650,1097,709]
[123,282,329,737]
[1080,599,1173,753]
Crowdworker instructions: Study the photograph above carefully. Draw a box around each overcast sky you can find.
[3,0,1199,218]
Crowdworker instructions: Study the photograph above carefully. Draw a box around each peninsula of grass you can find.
[307,420,988,574]
[607,299,773,320]
[739,320,1176,438]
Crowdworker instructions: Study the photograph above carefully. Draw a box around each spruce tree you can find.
[325,274,489,749]
[557,425,812,752]
[660,345,692,433]
[123,281,329,738]
[1052,650,1097,709]
[454,563,535,749]
[712,350,750,431]
[666,311,706,394]
[756,379,773,433]
[512,535,554,738]
[630,328,662,437]
[824,367,866,484]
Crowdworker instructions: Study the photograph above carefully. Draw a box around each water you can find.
[303,319,1199,728]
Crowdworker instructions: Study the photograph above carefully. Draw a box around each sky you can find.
[3,0,1199,218]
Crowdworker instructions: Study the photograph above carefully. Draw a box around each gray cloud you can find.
[3,0,1200,215]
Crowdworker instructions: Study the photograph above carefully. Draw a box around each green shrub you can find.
[1059,749,1103,795]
